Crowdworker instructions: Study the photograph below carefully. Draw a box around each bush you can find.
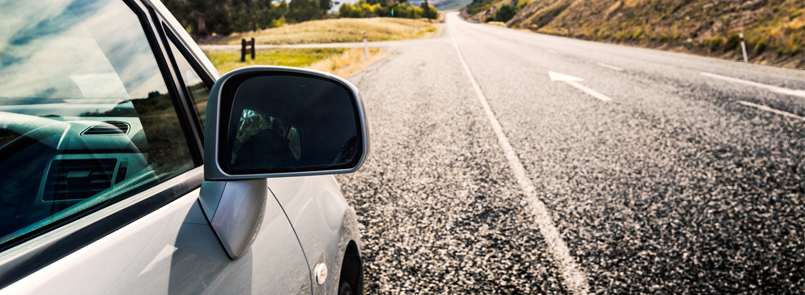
[781,45,803,56]
[725,34,741,51]
[754,40,768,54]
[465,0,494,15]
[631,28,643,40]
[705,37,726,51]
[495,3,519,22]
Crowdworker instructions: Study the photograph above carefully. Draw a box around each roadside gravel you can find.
[335,39,566,294]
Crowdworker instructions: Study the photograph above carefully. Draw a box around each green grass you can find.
[204,48,347,75]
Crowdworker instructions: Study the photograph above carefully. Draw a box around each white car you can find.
[0,0,368,294]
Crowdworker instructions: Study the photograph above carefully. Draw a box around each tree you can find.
[230,0,275,32]
[287,0,322,22]
[338,3,353,18]
[420,0,436,19]
[494,3,517,23]
[319,0,333,16]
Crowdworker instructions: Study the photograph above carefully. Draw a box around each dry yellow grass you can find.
[308,47,389,78]
[208,17,439,45]
[204,47,387,78]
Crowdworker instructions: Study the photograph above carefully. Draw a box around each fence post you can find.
[739,32,748,63]
[241,39,246,62]
[251,37,255,60]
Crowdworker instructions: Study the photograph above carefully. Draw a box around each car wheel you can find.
[338,280,353,295]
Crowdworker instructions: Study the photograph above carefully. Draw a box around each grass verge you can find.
[203,17,439,45]
[204,47,386,77]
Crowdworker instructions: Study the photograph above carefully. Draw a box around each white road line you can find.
[449,23,590,295]
[701,72,805,98]
[737,100,805,121]
[549,71,613,102]
[596,62,623,71]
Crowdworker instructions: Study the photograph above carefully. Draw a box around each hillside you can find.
[465,0,804,69]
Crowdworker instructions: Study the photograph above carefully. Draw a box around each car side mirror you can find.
[198,66,369,259]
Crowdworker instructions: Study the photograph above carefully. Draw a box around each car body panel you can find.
[0,175,311,295]
[0,0,363,293]
[268,175,362,294]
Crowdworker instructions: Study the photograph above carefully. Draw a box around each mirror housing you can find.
[204,66,369,180]
[199,66,369,259]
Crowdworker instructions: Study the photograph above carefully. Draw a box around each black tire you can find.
[338,280,353,295]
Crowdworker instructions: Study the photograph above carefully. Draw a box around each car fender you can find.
[268,175,362,294]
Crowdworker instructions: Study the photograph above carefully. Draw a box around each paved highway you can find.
[336,12,805,294]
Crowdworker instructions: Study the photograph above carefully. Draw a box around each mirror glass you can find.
[222,73,362,174]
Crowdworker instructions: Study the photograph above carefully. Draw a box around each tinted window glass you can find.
[0,0,194,247]
[167,38,210,129]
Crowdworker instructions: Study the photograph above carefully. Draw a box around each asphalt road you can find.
[336,12,805,294]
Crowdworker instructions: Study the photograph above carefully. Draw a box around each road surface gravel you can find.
[337,13,805,294]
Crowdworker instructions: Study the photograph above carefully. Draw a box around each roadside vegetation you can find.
[206,17,439,45]
[163,0,438,38]
[204,47,384,76]
[164,1,439,79]
[338,0,438,20]
[163,0,331,36]
[463,0,805,68]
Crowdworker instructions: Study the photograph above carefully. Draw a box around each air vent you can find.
[42,159,117,201]
[82,121,130,135]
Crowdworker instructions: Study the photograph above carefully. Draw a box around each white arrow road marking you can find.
[701,72,805,98]
[596,62,623,71]
[549,71,613,102]
[737,100,805,121]
[450,26,590,295]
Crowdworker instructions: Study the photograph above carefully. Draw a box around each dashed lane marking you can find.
[701,72,805,98]
[449,18,590,295]
[737,100,805,121]
[596,62,623,71]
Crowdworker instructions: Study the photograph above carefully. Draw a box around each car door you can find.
[0,0,311,294]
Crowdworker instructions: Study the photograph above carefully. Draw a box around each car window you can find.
[166,37,211,129]
[0,0,195,248]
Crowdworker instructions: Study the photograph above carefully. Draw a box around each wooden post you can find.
[251,38,255,60]
[241,39,246,62]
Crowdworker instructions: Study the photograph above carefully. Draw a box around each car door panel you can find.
[1,179,311,295]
